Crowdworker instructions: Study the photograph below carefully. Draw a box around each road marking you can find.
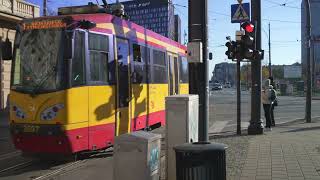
[0,151,20,161]
[32,160,86,180]
[0,161,33,174]
[209,121,230,134]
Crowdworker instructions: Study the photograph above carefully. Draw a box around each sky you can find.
[27,0,302,74]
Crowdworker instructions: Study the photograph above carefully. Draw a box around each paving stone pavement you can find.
[212,119,320,180]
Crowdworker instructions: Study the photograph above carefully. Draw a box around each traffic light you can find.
[240,22,255,60]
[240,21,264,61]
[225,41,237,59]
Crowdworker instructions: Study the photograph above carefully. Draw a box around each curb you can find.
[209,117,320,138]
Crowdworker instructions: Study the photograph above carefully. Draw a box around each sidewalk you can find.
[212,118,320,180]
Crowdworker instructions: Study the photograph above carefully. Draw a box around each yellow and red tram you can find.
[7,6,189,154]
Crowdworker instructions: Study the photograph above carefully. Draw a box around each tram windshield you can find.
[11,29,66,94]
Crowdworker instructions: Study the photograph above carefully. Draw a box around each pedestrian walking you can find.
[262,79,272,130]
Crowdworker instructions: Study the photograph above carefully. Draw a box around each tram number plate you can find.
[23,125,40,133]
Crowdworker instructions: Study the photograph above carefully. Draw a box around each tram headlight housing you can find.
[12,105,26,119]
[41,104,64,121]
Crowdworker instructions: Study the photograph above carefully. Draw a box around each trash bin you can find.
[174,142,227,180]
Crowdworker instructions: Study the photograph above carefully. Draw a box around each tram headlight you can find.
[12,105,26,119]
[41,104,64,121]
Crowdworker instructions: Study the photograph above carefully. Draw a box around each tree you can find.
[272,65,284,80]
[262,66,270,80]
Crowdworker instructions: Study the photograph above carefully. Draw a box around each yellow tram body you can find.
[8,10,188,154]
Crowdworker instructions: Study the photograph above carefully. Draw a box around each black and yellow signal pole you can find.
[188,0,209,141]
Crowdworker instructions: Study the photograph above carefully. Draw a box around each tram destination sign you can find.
[23,19,67,30]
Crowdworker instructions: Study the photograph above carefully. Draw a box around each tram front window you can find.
[11,29,65,94]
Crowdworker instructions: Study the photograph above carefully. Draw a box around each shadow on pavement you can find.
[210,131,251,140]
[279,125,320,133]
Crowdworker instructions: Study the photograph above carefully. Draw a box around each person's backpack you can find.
[270,89,277,102]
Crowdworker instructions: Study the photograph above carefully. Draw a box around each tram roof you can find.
[22,13,187,56]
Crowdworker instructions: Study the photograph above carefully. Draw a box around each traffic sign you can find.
[231,3,250,23]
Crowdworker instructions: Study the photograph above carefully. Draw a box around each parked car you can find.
[212,83,223,90]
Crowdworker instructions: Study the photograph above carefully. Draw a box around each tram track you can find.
[0,158,85,179]
[31,149,114,179]
[0,148,114,179]
[0,151,21,161]
[0,160,34,174]
[31,160,87,180]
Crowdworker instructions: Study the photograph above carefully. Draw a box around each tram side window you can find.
[89,33,110,83]
[179,56,188,83]
[152,50,167,83]
[72,31,86,87]
[132,44,148,83]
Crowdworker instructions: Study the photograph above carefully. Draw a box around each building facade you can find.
[0,0,40,109]
[174,14,181,43]
[117,0,175,40]
[301,0,320,89]
[212,62,236,86]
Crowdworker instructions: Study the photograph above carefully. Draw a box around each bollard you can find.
[174,142,228,180]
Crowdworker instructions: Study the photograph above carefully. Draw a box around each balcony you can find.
[0,0,40,21]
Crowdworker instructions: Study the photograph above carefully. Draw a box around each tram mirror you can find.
[1,38,13,60]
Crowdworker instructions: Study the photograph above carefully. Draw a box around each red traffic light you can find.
[241,22,254,33]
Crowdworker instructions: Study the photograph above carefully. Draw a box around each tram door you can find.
[168,54,179,95]
[116,38,131,135]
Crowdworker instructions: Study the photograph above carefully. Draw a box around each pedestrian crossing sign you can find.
[231,3,250,23]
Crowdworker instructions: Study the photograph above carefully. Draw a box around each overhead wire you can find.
[264,0,301,10]
[172,3,301,24]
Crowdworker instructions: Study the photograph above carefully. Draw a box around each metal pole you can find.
[248,0,264,135]
[237,59,241,135]
[304,0,312,123]
[268,22,272,77]
[43,0,47,16]
[311,36,317,93]
[188,0,209,141]
[0,38,3,109]
[247,63,249,90]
